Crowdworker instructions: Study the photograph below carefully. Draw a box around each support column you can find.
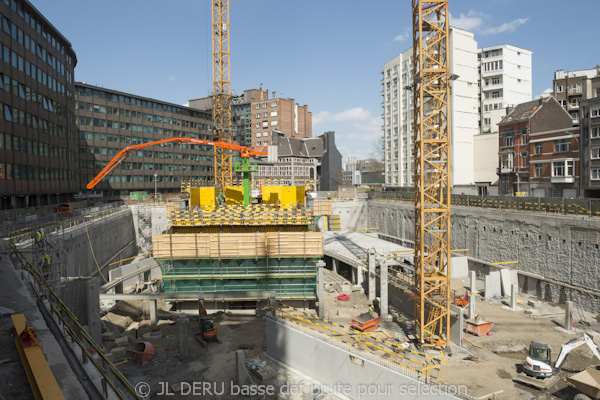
[269,292,276,316]
[235,350,246,386]
[356,264,364,286]
[332,258,338,274]
[470,271,477,295]
[468,293,475,320]
[511,284,518,310]
[368,248,376,301]
[178,314,189,356]
[565,301,574,331]
[149,300,158,327]
[317,260,325,318]
[380,261,389,320]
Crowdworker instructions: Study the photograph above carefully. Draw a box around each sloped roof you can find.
[499,98,545,125]
[274,135,324,158]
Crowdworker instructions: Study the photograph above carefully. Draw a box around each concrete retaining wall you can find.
[333,201,600,313]
[60,208,137,277]
[266,316,468,399]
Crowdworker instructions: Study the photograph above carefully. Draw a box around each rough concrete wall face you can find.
[337,200,600,312]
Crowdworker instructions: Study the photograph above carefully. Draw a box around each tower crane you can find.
[412,0,452,348]
[212,0,232,187]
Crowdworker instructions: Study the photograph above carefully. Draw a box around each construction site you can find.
[2,1,600,400]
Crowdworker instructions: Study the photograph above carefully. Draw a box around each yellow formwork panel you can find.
[296,186,306,205]
[225,186,244,205]
[189,187,217,208]
[262,186,280,205]
[262,185,305,205]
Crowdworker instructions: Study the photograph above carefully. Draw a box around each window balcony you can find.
[568,88,582,95]
[551,176,575,183]
[497,167,514,174]
[568,103,580,111]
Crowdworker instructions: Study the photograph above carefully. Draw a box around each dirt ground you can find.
[441,278,600,400]
[101,301,342,400]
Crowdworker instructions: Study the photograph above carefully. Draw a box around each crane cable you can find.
[84,222,107,283]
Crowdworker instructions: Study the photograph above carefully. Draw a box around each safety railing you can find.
[2,203,128,242]
[369,191,600,218]
[9,241,140,400]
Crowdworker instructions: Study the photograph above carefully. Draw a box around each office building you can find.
[0,0,77,209]
[580,90,600,198]
[75,83,214,199]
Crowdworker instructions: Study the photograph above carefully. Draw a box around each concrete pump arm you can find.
[86,137,266,189]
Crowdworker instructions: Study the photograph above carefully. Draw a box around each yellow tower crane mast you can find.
[212,0,232,187]
[412,0,451,348]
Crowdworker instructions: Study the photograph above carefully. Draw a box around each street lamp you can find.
[153,173,158,202]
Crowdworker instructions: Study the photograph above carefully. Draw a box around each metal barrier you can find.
[2,203,128,242]
[369,191,600,217]
[9,241,140,400]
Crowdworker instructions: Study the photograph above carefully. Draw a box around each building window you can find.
[521,152,528,167]
[552,160,573,177]
[491,76,501,85]
[483,118,491,126]
[255,104,260,109]
[592,147,600,160]
[270,101,277,107]
[558,99,567,107]
[491,91,501,99]
[501,154,513,169]
[556,85,565,93]
[555,139,571,152]
[502,135,514,147]
[535,143,542,154]
[592,127,600,138]
[592,168,600,180]
[535,165,542,177]
[592,106,600,117]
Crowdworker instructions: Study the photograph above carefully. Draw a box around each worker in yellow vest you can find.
[35,229,44,249]
[39,254,50,278]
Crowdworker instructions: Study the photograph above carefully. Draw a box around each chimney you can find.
[272,92,276,99]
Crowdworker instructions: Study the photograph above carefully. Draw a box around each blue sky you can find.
[33,0,600,161]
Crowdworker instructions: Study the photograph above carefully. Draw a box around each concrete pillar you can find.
[178,314,189,355]
[368,248,376,301]
[380,261,389,319]
[85,278,102,346]
[565,301,574,331]
[269,292,276,316]
[470,271,477,294]
[149,299,158,327]
[468,293,475,320]
[356,264,364,286]
[332,258,338,274]
[235,350,246,386]
[511,284,518,310]
[316,260,325,318]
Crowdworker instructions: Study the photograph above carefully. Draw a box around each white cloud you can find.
[450,10,529,35]
[481,17,529,35]
[393,27,411,42]
[450,10,486,31]
[167,76,175,81]
[182,102,190,107]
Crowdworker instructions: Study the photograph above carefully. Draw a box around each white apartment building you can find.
[381,27,478,192]
[478,44,532,134]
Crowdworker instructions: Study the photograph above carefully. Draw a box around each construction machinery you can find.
[523,333,600,379]
[412,0,452,348]
[567,368,600,400]
[86,137,265,205]
[196,302,219,346]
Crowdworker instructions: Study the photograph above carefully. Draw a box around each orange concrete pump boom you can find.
[86,137,266,190]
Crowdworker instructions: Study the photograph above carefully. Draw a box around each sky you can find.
[32,0,600,162]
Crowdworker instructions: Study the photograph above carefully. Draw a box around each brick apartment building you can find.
[497,97,573,196]
[581,89,600,198]
[553,67,600,126]
[189,86,312,148]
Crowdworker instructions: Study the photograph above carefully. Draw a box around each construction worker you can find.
[39,254,50,278]
[217,191,225,206]
[369,304,375,317]
[35,229,44,249]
